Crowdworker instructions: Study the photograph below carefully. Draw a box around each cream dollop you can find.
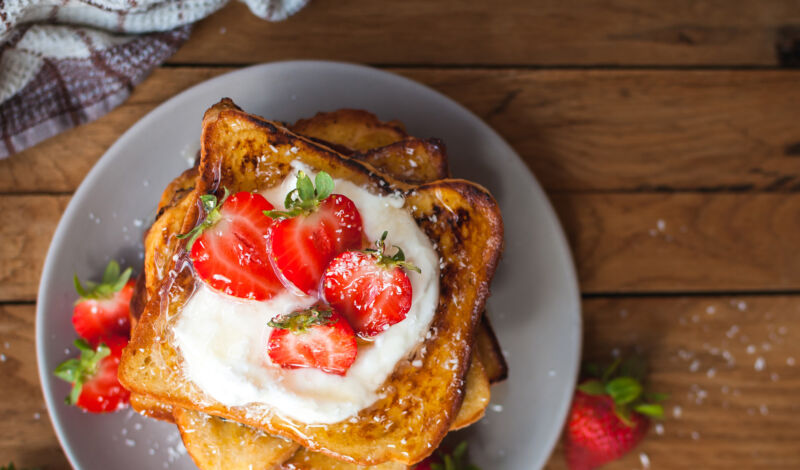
[172,163,439,424]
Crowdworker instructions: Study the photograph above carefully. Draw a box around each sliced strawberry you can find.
[72,260,133,346]
[180,190,284,301]
[322,231,419,337]
[53,337,130,413]
[265,171,363,295]
[267,305,358,375]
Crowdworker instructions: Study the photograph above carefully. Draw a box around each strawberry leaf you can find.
[453,441,468,460]
[634,403,664,419]
[269,307,333,333]
[265,171,337,219]
[364,231,422,274]
[177,188,230,250]
[577,379,606,396]
[605,377,642,405]
[602,357,622,382]
[315,171,334,200]
[54,340,110,406]
[102,260,120,285]
[613,402,634,426]
[73,260,132,300]
[297,171,315,201]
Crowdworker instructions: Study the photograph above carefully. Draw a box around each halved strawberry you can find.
[179,190,283,301]
[72,260,133,346]
[265,171,363,295]
[322,231,419,337]
[267,305,358,375]
[53,337,130,413]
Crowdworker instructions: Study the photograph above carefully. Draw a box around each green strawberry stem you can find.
[73,260,132,301]
[429,441,481,470]
[263,170,335,219]
[53,340,111,405]
[363,231,421,274]
[269,306,333,334]
[577,357,667,425]
[176,187,231,250]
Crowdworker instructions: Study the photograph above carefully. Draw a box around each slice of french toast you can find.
[119,99,503,465]
[173,407,300,470]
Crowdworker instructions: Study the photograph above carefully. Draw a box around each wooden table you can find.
[2,1,800,468]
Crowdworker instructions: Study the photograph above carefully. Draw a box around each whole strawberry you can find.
[54,337,130,413]
[564,358,666,470]
[72,260,133,346]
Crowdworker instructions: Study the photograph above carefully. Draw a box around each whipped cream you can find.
[172,163,439,424]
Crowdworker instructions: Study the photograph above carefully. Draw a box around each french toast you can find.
[291,109,407,152]
[173,408,300,470]
[121,101,503,466]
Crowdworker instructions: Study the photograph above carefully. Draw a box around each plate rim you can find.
[35,60,582,469]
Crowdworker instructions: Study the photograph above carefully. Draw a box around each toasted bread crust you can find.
[174,407,300,470]
[291,109,407,152]
[120,100,503,465]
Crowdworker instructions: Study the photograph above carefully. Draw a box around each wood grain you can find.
[545,296,800,469]
[0,304,70,470]
[2,68,799,194]
[6,297,798,469]
[553,192,800,293]
[168,0,800,66]
[3,192,799,301]
[0,196,69,302]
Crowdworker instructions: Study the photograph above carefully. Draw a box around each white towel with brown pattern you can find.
[0,0,308,159]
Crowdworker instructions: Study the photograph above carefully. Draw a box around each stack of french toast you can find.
[120,99,505,469]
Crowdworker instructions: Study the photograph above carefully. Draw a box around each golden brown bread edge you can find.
[119,99,504,465]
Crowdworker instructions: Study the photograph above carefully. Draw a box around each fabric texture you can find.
[0,0,309,159]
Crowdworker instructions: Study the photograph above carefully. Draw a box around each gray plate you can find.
[36,61,581,469]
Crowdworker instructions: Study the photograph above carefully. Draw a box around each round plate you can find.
[37,61,581,469]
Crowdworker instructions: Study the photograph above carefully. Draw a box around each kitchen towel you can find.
[0,0,308,159]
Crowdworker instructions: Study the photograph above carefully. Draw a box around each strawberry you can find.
[179,189,283,301]
[53,337,130,413]
[564,358,666,470]
[267,305,358,375]
[265,170,363,295]
[322,231,420,337]
[415,441,479,470]
[72,260,133,346]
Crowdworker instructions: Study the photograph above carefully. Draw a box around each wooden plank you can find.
[0,304,70,469]
[0,196,69,302]
[2,68,799,194]
[169,0,800,66]
[545,296,800,469]
[7,297,799,468]
[4,192,800,301]
[552,192,800,293]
